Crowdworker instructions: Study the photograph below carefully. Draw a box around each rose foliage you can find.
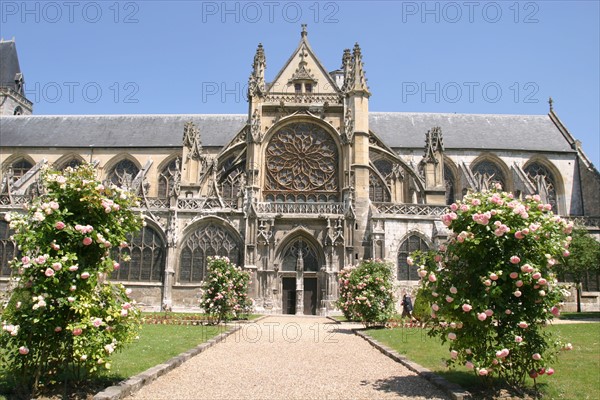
[0,164,143,394]
[336,259,395,327]
[200,256,252,324]
[410,188,573,387]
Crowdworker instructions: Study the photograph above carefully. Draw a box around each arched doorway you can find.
[279,238,321,315]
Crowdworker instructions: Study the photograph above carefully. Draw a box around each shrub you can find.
[336,259,395,327]
[0,164,143,395]
[410,188,573,388]
[200,256,252,324]
[412,287,432,324]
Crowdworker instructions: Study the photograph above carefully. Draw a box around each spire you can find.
[548,96,554,112]
[340,48,352,93]
[301,24,308,38]
[347,43,370,97]
[422,126,444,163]
[248,43,266,98]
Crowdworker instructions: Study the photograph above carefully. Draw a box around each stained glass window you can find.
[525,162,558,213]
[397,235,429,280]
[158,158,179,199]
[179,223,241,283]
[108,159,139,189]
[265,123,338,201]
[111,226,165,282]
[472,161,505,191]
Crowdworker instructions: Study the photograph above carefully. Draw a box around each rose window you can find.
[265,123,338,198]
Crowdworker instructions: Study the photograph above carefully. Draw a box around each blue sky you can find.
[1,0,599,165]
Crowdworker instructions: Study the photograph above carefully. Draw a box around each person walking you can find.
[401,292,415,322]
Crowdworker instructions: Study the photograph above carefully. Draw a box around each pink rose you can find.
[450,286,458,294]
[532,353,542,361]
[73,328,83,336]
[69,265,78,272]
[68,296,75,302]
[465,361,474,369]
[546,368,554,376]
[113,262,120,270]
[510,256,521,264]
[532,272,542,280]
[516,280,523,288]
[432,304,440,311]
[538,278,547,285]
[514,290,522,297]
[505,309,512,315]
[52,262,62,271]
[450,350,458,359]
[510,272,518,279]
[81,272,90,279]
[518,321,529,329]
[428,273,437,283]
[529,370,538,379]
[478,369,488,376]
[515,231,524,239]
[55,221,66,230]
[418,269,428,278]
[551,306,560,317]
[563,250,570,257]
[477,313,487,321]
[19,346,29,355]
[44,268,55,277]
[485,309,494,317]
[484,279,492,287]
[489,273,498,281]
[448,332,457,340]
[462,304,472,312]
[82,237,93,246]
[55,326,62,332]
[446,296,454,303]
[515,335,523,343]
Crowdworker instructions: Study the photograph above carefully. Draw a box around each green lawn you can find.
[365,323,600,399]
[0,324,226,399]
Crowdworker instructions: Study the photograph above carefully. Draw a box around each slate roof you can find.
[0,40,22,91]
[0,112,575,153]
[0,114,247,148]
[369,112,574,152]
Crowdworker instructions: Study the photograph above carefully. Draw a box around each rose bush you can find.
[200,256,252,324]
[336,259,395,327]
[410,188,572,388]
[0,164,143,395]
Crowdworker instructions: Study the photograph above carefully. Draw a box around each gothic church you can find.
[1,28,599,313]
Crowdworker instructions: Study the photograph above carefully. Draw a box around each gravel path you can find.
[127,316,450,400]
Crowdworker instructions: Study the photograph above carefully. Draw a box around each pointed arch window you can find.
[369,173,390,202]
[524,162,558,213]
[444,165,456,205]
[57,157,83,171]
[472,161,505,191]
[282,238,319,272]
[11,159,33,180]
[158,158,180,199]
[179,223,241,283]
[397,235,430,280]
[111,226,165,282]
[108,159,139,189]
[0,221,16,277]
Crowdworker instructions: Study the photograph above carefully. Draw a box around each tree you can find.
[555,227,600,312]
[0,164,143,396]
[410,188,573,389]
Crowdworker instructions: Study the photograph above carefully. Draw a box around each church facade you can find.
[1,29,599,313]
